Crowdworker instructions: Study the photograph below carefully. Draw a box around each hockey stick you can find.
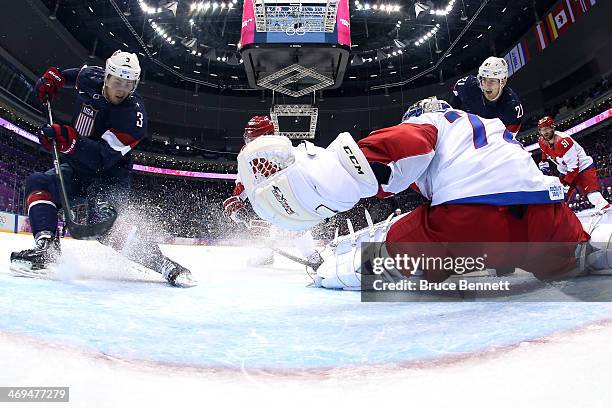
[46,102,118,240]
[271,247,322,270]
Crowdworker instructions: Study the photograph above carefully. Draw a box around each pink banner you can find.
[336,0,351,47]
[240,0,256,47]
[0,117,39,144]
[132,164,237,180]
[566,107,612,136]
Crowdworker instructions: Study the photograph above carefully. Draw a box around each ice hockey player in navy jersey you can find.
[10,50,194,286]
[450,56,524,135]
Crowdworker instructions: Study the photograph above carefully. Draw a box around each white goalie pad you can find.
[251,171,329,230]
[566,210,612,278]
[315,212,408,290]
[577,212,612,274]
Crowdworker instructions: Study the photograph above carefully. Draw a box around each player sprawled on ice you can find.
[537,116,610,214]
[235,97,612,290]
[450,56,523,135]
[223,116,322,268]
[10,51,194,286]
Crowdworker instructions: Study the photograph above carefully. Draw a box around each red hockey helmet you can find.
[244,116,275,143]
[537,116,555,129]
[537,116,555,140]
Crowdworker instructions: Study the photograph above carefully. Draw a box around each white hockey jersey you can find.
[359,110,565,206]
[539,131,594,178]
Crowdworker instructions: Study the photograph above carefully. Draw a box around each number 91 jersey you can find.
[358,110,565,206]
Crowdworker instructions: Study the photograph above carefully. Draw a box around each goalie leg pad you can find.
[314,213,408,290]
[316,240,410,290]
[250,171,327,231]
[577,216,612,274]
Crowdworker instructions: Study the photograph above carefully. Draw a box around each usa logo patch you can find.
[74,104,98,137]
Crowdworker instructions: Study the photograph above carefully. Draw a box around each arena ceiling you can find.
[42,0,557,94]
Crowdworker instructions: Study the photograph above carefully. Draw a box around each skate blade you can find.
[172,274,198,288]
[9,262,53,279]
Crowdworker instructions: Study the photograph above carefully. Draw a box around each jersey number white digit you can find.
[561,139,569,148]
[456,76,468,86]
[136,112,143,128]
[444,110,521,149]
[515,104,524,119]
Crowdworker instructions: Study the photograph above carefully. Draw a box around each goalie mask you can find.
[402,96,451,121]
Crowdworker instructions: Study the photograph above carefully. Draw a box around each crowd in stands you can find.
[129,174,234,239]
[519,74,612,146]
[132,151,238,175]
[2,81,612,238]
[0,129,51,213]
[568,186,612,212]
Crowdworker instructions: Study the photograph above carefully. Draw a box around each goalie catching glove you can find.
[236,132,379,230]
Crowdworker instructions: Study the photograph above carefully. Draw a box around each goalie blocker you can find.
[237,132,378,230]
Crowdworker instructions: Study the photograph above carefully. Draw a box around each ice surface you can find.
[1,232,612,407]
[2,232,612,369]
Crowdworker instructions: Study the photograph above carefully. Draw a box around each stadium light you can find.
[429,0,456,16]
[414,24,440,47]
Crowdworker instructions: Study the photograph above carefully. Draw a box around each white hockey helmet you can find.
[105,50,141,92]
[402,96,451,122]
[478,56,508,82]
[477,56,508,100]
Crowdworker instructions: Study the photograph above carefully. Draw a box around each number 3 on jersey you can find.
[136,112,144,128]
[444,110,521,149]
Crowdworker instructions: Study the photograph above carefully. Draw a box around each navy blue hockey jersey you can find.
[449,75,523,134]
[59,65,147,174]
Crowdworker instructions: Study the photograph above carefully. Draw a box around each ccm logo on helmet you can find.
[343,146,364,175]
[272,185,296,215]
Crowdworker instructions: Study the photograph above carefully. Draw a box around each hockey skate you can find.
[306,250,324,270]
[10,231,61,278]
[595,202,611,216]
[154,256,197,287]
